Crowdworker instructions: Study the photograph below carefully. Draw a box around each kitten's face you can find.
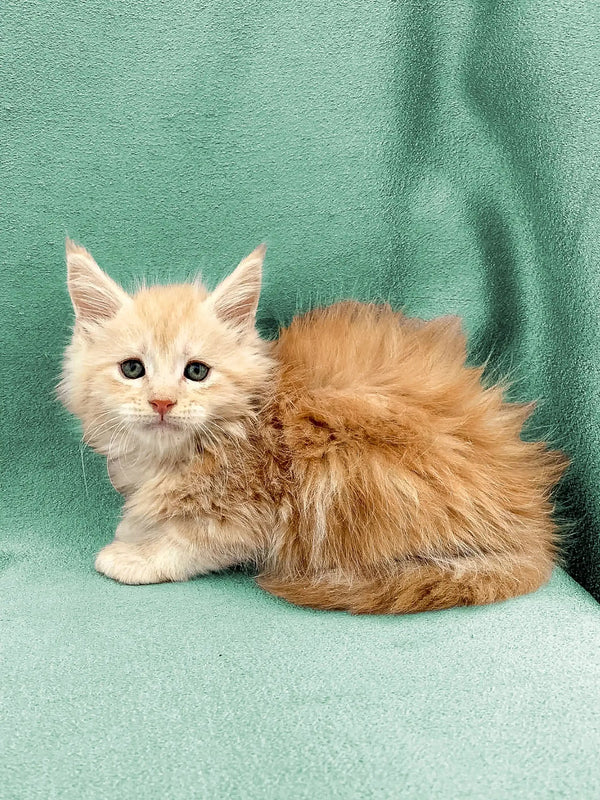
[60,240,271,457]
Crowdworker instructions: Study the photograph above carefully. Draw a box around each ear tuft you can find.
[66,238,130,323]
[208,244,266,330]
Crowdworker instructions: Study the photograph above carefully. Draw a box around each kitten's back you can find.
[272,301,473,456]
[262,301,567,613]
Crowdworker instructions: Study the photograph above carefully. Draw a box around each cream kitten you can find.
[60,239,567,614]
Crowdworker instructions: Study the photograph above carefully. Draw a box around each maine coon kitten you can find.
[59,238,567,614]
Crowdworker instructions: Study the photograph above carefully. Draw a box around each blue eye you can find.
[120,359,145,379]
[184,361,210,382]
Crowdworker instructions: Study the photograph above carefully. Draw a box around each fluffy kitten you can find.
[59,238,567,614]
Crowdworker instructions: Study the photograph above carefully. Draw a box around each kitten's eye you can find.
[184,361,210,382]
[120,359,145,379]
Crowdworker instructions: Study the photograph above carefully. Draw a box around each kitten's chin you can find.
[144,418,182,432]
[132,418,193,451]
[138,419,188,437]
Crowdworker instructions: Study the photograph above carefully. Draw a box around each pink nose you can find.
[149,398,176,419]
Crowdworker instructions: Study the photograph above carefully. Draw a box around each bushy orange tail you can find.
[257,554,553,614]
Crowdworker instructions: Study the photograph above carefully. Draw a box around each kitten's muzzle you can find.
[149,398,177,421]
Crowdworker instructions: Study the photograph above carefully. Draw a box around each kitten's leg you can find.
[95,513,241,585]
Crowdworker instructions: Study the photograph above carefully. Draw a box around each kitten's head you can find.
[59,239,272,458]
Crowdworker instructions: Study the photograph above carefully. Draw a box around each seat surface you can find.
[2,532,599,799]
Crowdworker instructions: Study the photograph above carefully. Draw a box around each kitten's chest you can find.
[111,445,275,516]
[107,453,164,496]
[168,451,274,520]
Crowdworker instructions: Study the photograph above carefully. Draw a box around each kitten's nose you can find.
[149,398,177,420]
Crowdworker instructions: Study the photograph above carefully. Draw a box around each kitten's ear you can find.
[66,238,130,323]
[208,244,265,330]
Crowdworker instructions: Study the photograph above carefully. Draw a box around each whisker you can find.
[79,442,89,498]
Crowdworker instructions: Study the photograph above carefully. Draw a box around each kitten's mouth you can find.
[144,417,181,431]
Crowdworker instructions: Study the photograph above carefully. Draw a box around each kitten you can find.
[59,238,568,614]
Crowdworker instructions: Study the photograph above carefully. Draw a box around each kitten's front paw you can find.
[95,541,166,585]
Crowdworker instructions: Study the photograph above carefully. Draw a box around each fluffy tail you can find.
[257,554,553,614]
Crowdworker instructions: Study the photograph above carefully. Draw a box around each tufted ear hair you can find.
[207,244,266,331]
[66,238,130,323]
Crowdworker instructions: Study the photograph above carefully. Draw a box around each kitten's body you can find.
[61,240,567,613]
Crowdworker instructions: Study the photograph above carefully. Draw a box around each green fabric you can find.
[2,1,600,796]
[2,558,600,799]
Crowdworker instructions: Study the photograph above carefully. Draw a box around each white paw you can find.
[95,541,166,585]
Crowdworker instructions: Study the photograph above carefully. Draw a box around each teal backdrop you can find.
[2,2,600,798]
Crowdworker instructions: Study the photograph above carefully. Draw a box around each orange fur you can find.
[60,242,568,614]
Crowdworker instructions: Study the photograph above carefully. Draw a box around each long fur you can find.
[60,244,568,614]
